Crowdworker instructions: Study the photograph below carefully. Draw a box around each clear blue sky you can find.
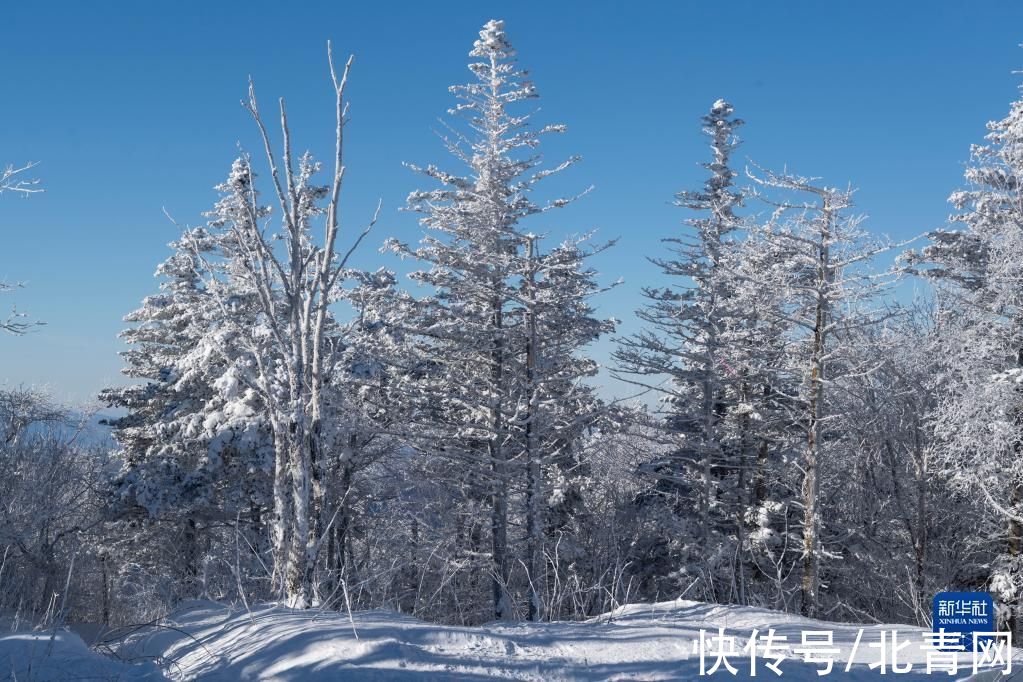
[2,0,1022,405]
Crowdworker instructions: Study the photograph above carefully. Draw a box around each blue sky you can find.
[2,1,1022,405]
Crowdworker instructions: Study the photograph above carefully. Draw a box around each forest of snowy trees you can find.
[5,18,1023,640]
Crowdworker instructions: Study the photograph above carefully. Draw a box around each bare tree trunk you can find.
[100,554,110,627]
[308,423,325,597]
[490,290,511,621]
[524,237,543,621]
[490,444,510,620]
[182,518,200,599]
[801,202,831,619]
[286,425,313,608]
[736,378,752,606]
[282,350,313,607]
[701,377,713,563]
[912,416,928,618]
[701,250,721,600]
[271,424,292,595]
[801,341,822,618]
[326,443,355,602]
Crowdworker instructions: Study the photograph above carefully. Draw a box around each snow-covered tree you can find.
[0,388,113,625]
[105,46,381,609]
[615,100,774,603]
[388,19,612,621]
[2,162,43,334]
[312,268,408,601]
[101,220,272,598]
[196,49,384,608]
[0,282,43,335]
[744,167,899,617]
[820,304,976,625]
[517,234,616,619]
[0,161,41,196]
[906,79,1023,632]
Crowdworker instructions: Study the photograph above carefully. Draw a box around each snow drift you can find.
[0,628,163,681]
[4,599,1018,680]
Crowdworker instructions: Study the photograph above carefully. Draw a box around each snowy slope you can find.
[3,600,1017,681]
[98,599,1016,681]
[0,629,165,681]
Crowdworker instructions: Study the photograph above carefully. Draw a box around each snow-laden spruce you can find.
[614,101,794,610]
[907,78,1023,631]
[615,98,906,619]
[386,19,616,621]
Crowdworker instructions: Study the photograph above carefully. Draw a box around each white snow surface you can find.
[3,600,1020,680]
[0,628,164,681]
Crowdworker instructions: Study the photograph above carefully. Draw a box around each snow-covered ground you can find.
[0,628,163,681]
[2,600,1018,680]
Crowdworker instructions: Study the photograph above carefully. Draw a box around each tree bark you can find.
[801,202,831,619]
[489,288,511,621]
[524,237,543,621]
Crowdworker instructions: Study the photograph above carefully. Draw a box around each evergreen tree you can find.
[518,234,616,619]
[101,220,272,595]
[614,100,760,602]
[907,79,1023,632]
[388,19,612,620]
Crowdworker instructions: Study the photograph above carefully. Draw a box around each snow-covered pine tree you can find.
[614,100,762,603]
[714,217,797,610]
[906,77,1023,633]
[388,19,609,621]
[101,221,272,597]
[518,234,616,620]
